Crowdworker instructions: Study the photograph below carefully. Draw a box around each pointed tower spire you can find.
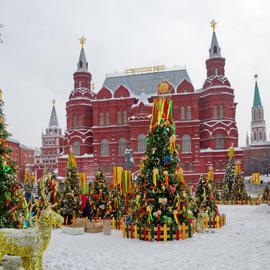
[250,74,267,143]
[77,36,88,72]
[48,99,59,127]
[253,74,262,107]
[209,20,221,58]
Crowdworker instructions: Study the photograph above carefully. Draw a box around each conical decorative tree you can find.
[195,173,218,217]
[88,167,109,220]
[231,160,248,201]
[105,187,122,220]
[0,90,24,228]
[131,96,193,227]
[59,154,81,224]
[222,146,236,200]
[207,166,220,201]
[262,185,270,201]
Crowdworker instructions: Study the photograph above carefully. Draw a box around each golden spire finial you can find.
[210,19,217,32]
[79,36,86,48]
[52,99,56,106]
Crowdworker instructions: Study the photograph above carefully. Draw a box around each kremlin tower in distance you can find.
[34,100,64,178]
[243,75,270,176]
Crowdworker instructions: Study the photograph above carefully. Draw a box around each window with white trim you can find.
[182,135,191,153]
[101,139,109,156]
[137,134,146,152]
[215,134,224,150]
[118,138,127,156]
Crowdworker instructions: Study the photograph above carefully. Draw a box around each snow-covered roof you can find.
[103,67,191,96]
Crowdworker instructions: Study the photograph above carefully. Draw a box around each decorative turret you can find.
[46,100,61,135]
[72,36,93,93]
[203,20,230,88]
[64,37,95,156]
[250,75,267,143]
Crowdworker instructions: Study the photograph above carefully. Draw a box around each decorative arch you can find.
[114,85,131,98]
[176,79,194,93]
[96,87,113,99]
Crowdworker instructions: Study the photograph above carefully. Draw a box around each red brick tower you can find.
[200,20,239,150]
[64,37,96,156]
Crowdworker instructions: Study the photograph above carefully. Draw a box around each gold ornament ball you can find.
[158,82,170,94]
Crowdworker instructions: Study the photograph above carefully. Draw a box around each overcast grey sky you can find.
[1,0,270,148]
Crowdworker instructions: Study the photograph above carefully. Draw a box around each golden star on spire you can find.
[210,19,217,32]
[79,36,86,48]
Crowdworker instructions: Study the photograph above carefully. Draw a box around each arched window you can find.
[123,111,127,125]
[254,131,257,141]
[72,141,80,156]
[180,107,185,121]
[215,134,224,150]
[259,131,262,141]
[73,116,77,128]
[117,111,122,125]
[214,46,217,54]
[101,139,109,156]
[187,106,192,120]
[100,112,104,127]
[219,105,224,119]
[137,134,146,153]
[106,112,110,126]
[182,135,191,153]
[118,138,127,156]
[79,60,83,68]
[213,106,218,119]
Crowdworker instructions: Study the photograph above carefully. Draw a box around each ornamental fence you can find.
[114,214,226,241]
[217,200,270,205]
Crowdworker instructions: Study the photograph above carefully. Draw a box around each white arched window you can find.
[72,141,80,156]
[180,107,185,121]
[118,138,127,156]
[101,139,109,156]
[187,106,192,120]
[182,135,191,153]
[123,111,127,125]
[100,112,104,127]
[137,134,146,153]
[215,134,224,150]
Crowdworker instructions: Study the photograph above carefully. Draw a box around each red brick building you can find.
[7,138,35,180]
[58,26,243,184]
[34,101,64,178]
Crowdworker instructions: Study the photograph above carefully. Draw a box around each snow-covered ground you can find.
[43,205,270,270]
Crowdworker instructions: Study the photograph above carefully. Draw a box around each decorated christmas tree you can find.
[262,185,270,201]
[59,154,81,224]
[207,166,220,201]
[131,96,193,227]
[105,187,122,220]
[195,173,218,218]
[222,146,236,200]
[88,167,109,220]
[231,160,248,201]
[0,90,24,228]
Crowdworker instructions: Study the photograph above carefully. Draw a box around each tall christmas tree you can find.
[195,173,218,217]
[231,160,248,201]
[222,146,236,200]
[0,90,24,228]
[131,95,193,227]
[88,167,109,220]
[59,154,81,224]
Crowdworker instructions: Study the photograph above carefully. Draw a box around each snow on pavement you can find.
[44,205,270,270]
